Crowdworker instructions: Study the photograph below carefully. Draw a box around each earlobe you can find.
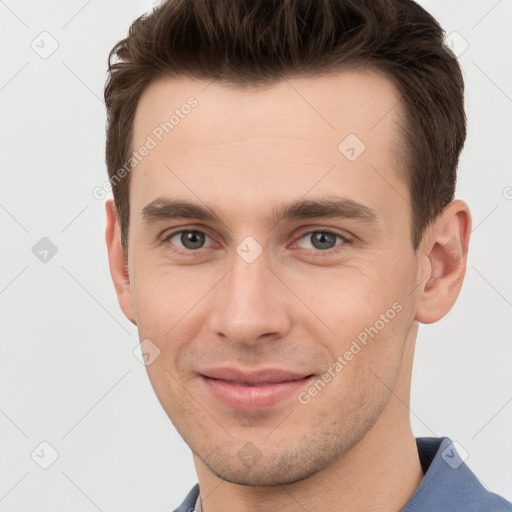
[105,199,137,325]
[414,199,471,324]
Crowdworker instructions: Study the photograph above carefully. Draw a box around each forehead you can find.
[133,68,402,145]
[129,70,407,226]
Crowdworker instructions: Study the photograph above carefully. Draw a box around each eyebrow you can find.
[141,197,378,227]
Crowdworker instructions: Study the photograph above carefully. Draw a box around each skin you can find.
[105,70,471,511]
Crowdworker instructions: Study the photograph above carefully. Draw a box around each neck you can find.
[194,324,423,512]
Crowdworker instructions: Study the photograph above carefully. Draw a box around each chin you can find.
[207,463,318,487]
[198,445,343,487]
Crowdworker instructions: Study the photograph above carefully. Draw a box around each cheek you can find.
[129,277,192,389]
[286,262,405,329]
[297,305,410,433]
[130,262,213,335]
[144,361,195,434]
[288,260,413,383]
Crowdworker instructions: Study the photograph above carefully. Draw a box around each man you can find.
[103,0,512,510]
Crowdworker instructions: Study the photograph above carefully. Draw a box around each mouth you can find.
[199,368,315,410]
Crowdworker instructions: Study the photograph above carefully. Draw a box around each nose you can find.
[206,249,293,347]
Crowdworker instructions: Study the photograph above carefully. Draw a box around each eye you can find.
[165,230,214,251]
[297,230,346,251]
[161,228,348,254]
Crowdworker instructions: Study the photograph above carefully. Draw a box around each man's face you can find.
[125,70,423,484]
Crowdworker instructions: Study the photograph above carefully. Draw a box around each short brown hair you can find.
[104,0,466,255]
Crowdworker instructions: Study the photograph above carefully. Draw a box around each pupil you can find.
[182,231,205,249]
[312,232,335,250]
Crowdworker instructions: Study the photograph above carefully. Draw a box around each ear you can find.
[105,198,136,325]
[415,199,471,324]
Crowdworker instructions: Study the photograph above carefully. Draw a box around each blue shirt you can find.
[173,437,512,511]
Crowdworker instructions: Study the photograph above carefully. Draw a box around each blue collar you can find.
[403,437,511,511]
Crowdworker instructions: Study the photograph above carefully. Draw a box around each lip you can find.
[200,368,314,410]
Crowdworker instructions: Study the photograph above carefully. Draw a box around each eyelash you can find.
[160,227,350,256]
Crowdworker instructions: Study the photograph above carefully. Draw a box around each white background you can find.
[0,1,511,510]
